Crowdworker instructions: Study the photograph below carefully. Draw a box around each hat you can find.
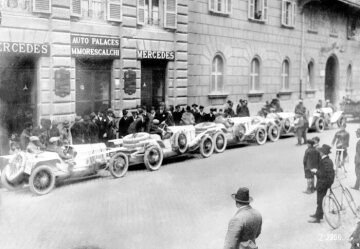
[24,122,33,128]
[63,120,70,127]
[312,136,320,143]
[107,108,114,113]
[210,108,217,112]
[83,115,91,122]
[239,99,244,103]
[318,144,331,155]
[231,187,253,204]
[49,137,60,143]
[306,139,315,146]
[29,136,40,142]
[199,105,204,109]
[192,103,198,108]
[175,105,181,109]
[75,116,82,122]
[122,109,128,116]
[90,112,96,119]
[186,106,191,111]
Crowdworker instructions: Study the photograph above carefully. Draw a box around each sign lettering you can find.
[0,42,50,56]
[137,50,175,60]
[71,34,120,58]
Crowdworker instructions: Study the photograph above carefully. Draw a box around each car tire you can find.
[255,127,267,145]
[199,135,215,158]
[175,132,188,154]
[282,118,292,134]
[0,165,25,191]
[109,152,129,178]
[234,123,246,141]
[213,131,227,153]
[144,145,164,171]
[315,117,325,133]
[123,133,150,145]
[268,124,280,142]
[337,116,345,128]
[29,165,56,195]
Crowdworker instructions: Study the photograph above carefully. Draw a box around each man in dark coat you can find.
[20,122,33,150]
[309,144,335,223]
[71,116,85,144]
[224,100,236,118]
[195,105,206,123]
[223,187,262,249]
[154,105,168,124]
[128,110,144,134]
[353,128,360,190]
[205,108,216,122]
[236,99,250,117]
[83,115,99,143]
[118,109,134,138]
[173,105,183,125]
[294,99,306,115]
[303,139,321,194]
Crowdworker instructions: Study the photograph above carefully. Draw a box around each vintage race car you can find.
[214,116,268,146]
[266,112,296,137]
[308,107,345,132]
[107,124,225,174]
[0,143,126,195]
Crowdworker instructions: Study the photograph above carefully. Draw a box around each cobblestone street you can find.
[1,124,359,249]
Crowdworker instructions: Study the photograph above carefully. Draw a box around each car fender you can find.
[331,111,343,123]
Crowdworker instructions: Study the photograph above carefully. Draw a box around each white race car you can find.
[308,107,344,132]
[266,112,296,136]
[1,143,125,195]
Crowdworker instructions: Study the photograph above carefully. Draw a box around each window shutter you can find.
[137,0,146,25]
[281,0,286,25]
[164,0,177,29]
[292,2,296,27]
[107,0,122,22]
[33,0,51,13]
[263,0,268,21]
[227,0,232,14]
[71,0,81,17]
[209,0,215,12]
[248,0,255,19]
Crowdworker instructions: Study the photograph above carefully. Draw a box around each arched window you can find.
[211,55,224,92]
[346,64,352,89]
[307,61,315,88]
[250,57,260,91]
[281,59,290,90]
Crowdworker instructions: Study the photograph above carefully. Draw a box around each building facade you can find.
[0,0,188,136]
[187,0,360,114]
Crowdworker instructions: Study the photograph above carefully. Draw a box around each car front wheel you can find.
[109,152,129,178]
[29,165,55,195]
[144,145,164,171]
[255,127,267,145]
[200,135,215,158]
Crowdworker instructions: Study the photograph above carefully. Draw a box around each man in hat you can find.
[195,105,206,124]
[325,99,335,111]
[294,99,306,116]
[128,109,145,134]
[173,105,183,125]
[331,122,350,170]
[26,136,44,154]
[155,104,169,124]
[60,120,72,145]
[181,106,195,125]
[83,115,99,143]
[315,99,323,109]
[294,113,305,145]
[191,103,199,115]
[118,109,134,138]
[224,187,262,249]
[71,116,85,144]
[224,100,235,118]
[205,108,216,122]
[46,137,72,160]
[20,122,33,151]
[303,138,321,194]
[236,99,250,117]
[309,144,335,223]
[353,128,360,190]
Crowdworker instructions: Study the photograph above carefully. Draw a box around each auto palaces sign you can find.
[71,35,120,58]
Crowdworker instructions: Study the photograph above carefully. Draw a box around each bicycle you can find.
[322,175,359,229]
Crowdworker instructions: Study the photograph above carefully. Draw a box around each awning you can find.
[298,0,360,11]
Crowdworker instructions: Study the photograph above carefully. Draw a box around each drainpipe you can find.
[299,10,305,100]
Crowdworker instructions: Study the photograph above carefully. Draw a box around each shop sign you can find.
[71,35,120,58]
[124,70,136,95]
[0,42,50,56]
[55,68,71,98]
[137,50,175,60]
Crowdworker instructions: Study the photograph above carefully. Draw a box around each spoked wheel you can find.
[109,152,129,178]
[144,145,164,171]
[213,131,227,153]
[199,135,215,158]
[267,124,280,142]
[29,165,55,195]
[282,118,292,134]
[176,132,188,154]
[337,116,345,128]
[344,188,359,217]
[322,195,341,229]
[315,118,325,133]
[255,127,267,145]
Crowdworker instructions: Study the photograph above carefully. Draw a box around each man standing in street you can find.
[294,99,306,116]
[353,128,360,190]
[118,109,133,138]
[223,187,262,249]
[309,144,335,223]
[303,139,320,194]
[331,123,350,170]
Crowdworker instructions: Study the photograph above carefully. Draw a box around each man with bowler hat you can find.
[223,187,262,249]
[309,144,335,223]
[303,138,320,194]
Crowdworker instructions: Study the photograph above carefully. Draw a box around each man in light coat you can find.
[224,187,262,249]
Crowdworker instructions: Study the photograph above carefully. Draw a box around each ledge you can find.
[277,90,293,96]
[330,33,339,38]
[248,18,266,24]
[247,91,264,98]
[307,29,318,34]
[305,89,317,94]
[208,92,229,99]
[209,10,230,17]
[281,24,295,29]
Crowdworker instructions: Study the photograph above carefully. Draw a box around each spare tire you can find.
[123,133,150,145]
[234,123,246,141]
[282,118,292,134]
[174,132,188,154]
[315,117,325,133]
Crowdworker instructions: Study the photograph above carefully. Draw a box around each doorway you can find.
[0,56,37,136]
[141,60,167,109]
[324,55,339,104]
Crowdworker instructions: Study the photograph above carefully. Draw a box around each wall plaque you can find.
[124,70,136,95]
[55,68,71,97]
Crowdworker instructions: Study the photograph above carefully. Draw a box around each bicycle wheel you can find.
[344,187,359,217]
[323,195,341,229]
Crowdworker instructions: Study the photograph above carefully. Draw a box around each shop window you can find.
[307,60,315,89]
[211,55,224,93]
[250,57,260,91]
[209,0,232,15]
[248,0,268,22]
[75,60,112,116]
[329,13,338,37]
[137,0,176,29]
[308,8,318,33]
[347,17,360,40]
[70,0,122,22]
[281,59,290,90]
[281,0,295,28]
[346,64,352,89]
